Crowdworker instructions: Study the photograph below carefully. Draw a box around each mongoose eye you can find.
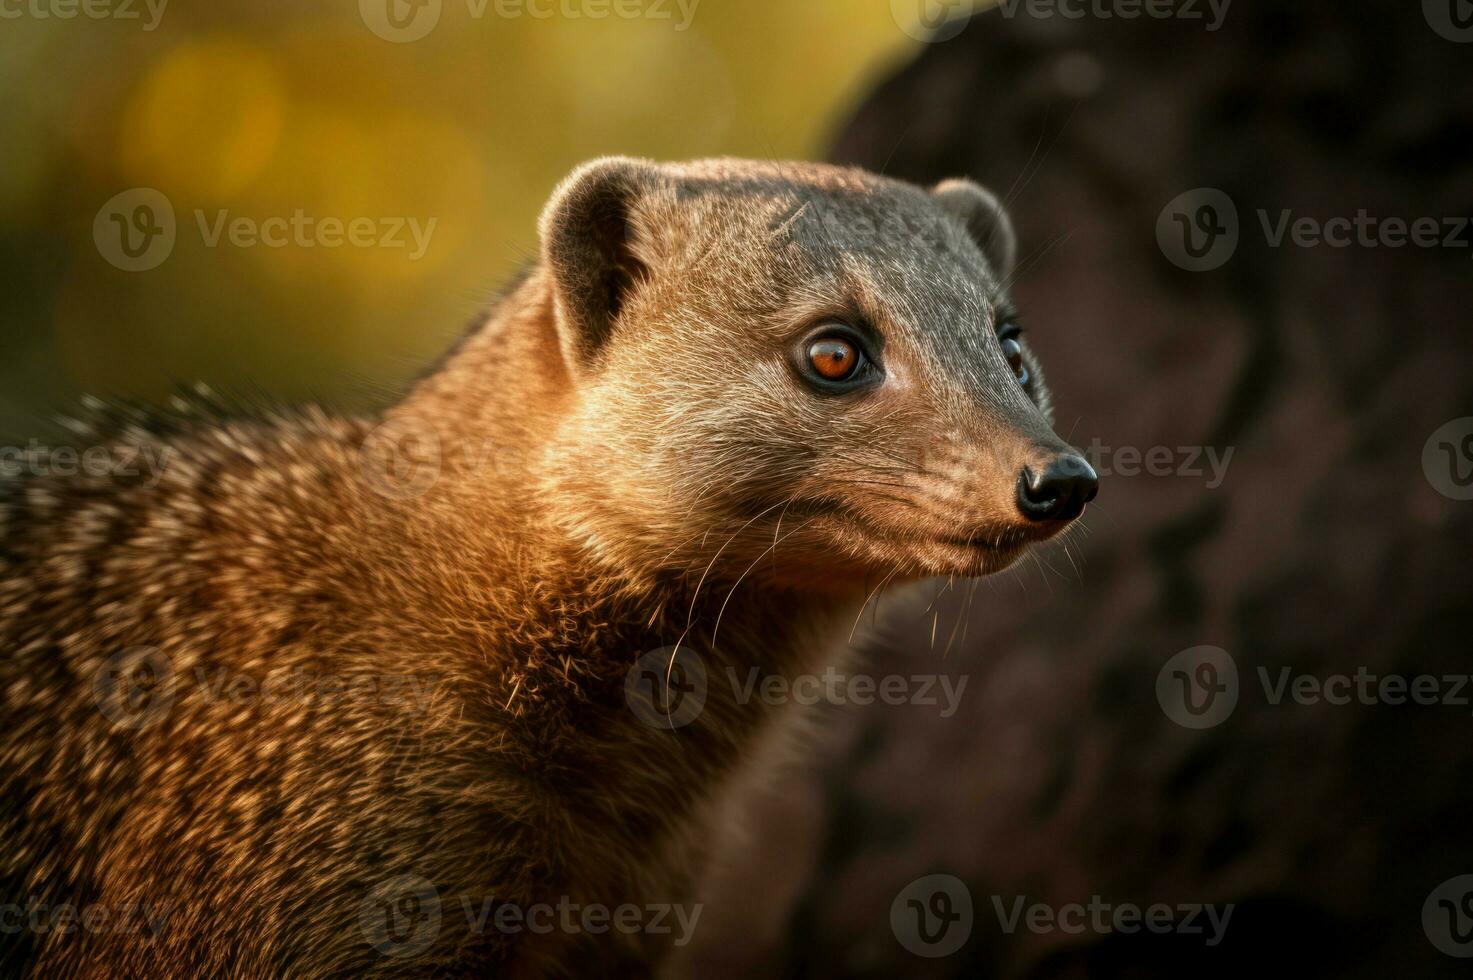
[807,336,862,381]
[999,323,1029,387]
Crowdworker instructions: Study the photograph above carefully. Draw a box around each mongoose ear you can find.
[931,178,1017,282]
[539,156,663,375]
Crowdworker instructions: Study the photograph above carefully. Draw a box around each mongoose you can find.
[0,158,1097,977]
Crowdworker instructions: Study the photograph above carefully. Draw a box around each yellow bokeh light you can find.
[119,37,285,200]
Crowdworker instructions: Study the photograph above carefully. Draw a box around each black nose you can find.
[1016,454,1099,522]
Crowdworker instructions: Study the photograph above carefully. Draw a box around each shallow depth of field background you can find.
[7,2,1473,977]
[0,0,924,434]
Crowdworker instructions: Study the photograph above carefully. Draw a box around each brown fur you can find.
[0,158,1084,977]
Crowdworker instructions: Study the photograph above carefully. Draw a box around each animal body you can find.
[0,158,1095,977]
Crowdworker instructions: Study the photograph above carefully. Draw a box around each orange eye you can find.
[807,337,860,381]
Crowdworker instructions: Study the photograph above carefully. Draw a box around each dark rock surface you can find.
[678,2,1473,976]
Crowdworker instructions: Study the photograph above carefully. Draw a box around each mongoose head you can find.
[538,157,1096,590]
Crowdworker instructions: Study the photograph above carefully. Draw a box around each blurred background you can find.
[6,0,1473,977]
[0,0,911,431]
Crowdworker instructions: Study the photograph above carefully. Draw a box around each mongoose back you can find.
[0,158,1097,977]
